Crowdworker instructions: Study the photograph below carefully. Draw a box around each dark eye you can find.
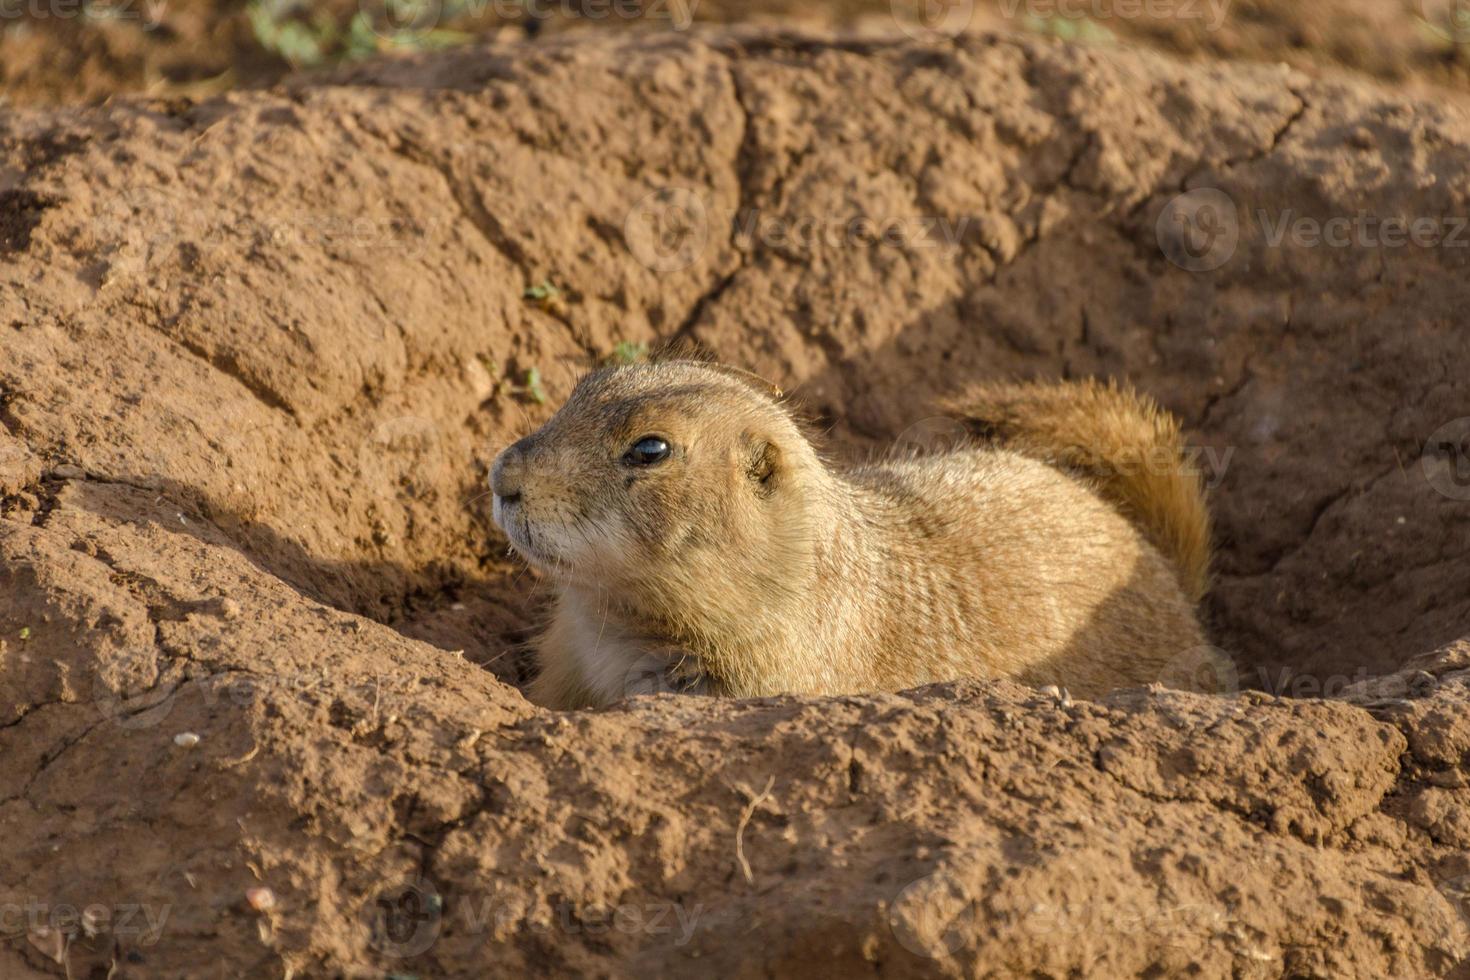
[623,436,671,466]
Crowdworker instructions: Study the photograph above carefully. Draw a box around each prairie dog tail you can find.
[946,378,1212,603]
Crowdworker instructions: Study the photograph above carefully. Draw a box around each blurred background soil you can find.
[5,0,1470,108]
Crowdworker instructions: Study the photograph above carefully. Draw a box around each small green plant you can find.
[247,0,473,69]
[477,357,547,405]
[523,280,569,319]
[608,340,649,365]
[523,367,547,405]
[18,627,31,640]
[1021,14,1115,44]
[247,0,337,67]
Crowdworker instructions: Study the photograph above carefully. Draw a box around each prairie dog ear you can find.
[662,359,784,400]
[710,364,784,401]
[745,435,781,495]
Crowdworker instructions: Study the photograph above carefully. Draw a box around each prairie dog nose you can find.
[491,437,534,501]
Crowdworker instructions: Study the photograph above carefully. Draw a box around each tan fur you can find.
[944,378,1213,603]
[489,361,1212,708]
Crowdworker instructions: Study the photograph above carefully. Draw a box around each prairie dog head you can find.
[490,361,823,623]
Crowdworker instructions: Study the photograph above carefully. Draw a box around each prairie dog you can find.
[489,360,1212,709]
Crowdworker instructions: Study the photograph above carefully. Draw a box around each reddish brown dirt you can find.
[5,0,1470,109]
[2,26,1469,979]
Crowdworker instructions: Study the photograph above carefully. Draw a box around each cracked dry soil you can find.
[1,27,1470,979]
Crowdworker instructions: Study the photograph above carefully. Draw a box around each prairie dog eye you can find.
[623,436,671,466]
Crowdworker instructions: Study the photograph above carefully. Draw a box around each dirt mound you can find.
[2,27,1469,977]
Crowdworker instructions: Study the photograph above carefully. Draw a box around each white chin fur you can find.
[493,499,634,577]
[493,500,541,565]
